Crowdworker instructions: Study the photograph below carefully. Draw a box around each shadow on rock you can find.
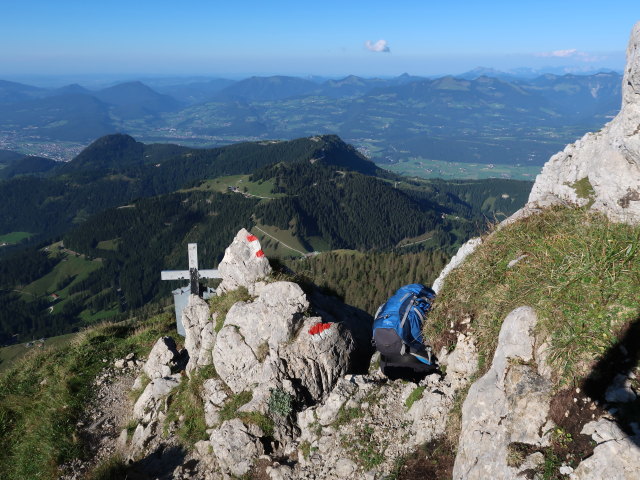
[125,445,190,480]
[582,316,640,447]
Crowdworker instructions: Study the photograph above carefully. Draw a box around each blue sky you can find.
[0,1,637,77]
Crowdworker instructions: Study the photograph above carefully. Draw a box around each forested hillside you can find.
[0,134,378,246]
[0,133,532,344]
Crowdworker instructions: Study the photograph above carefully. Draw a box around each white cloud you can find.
[535,49,578,58]
[534,49,604,63]
[365,39,390,53]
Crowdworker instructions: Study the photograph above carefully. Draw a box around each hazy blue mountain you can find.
[47,83,92,97]
[93,81,182,119]
[0,94,114,141]
[315,75,391,98]
[154,78,237,104]
[215,75,319,102]
[0,79,46,104]
[457,67,520,81]
[521,72,621,119]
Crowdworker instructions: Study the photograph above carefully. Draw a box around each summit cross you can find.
[161,243,220,295]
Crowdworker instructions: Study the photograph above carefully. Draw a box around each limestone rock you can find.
[202,378,229,427]
[182,295,215,372]
[432,237,482,294]
[605,373,637,403]
[211,324,263,393]
[441,332,478,389]
[526,22,640,224]
[334,457,358,477]
[216,228,272,294]
[209,419,265,476]
[453,306,553,480]
[143,336,181,379]
[224,281,308,352]
[133,376,180,423]
[267,464,295,480]
[278,317,354,403]
[212,281,355,403]
[570,419,640,479]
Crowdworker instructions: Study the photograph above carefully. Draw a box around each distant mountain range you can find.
[0,72,623,171]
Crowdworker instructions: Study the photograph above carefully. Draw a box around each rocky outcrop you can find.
[453,306,554,480]
[142,336,181,379]
[133,376,180,423]
[526,21,640,224]
[293,333,478,479]
[182,295,215,372]
[216,228,272,294]
[209,419,265,476]
[570,419,640,479]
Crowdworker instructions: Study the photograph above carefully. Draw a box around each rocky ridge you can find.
[101,229,479,479]
[525,21,640,223]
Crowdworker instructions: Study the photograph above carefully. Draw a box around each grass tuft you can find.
[0,313,175,480]
[427,207,640,386]
[405,386,426,410]
[208,287,253,333]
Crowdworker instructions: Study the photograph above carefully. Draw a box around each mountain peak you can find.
[66,133,144,170]
[526,20,640,224]
[623,21,640,106]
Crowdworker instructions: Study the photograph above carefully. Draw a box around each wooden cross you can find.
[161,243,220,295]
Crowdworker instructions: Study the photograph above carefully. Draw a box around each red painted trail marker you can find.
[309,322,332,335]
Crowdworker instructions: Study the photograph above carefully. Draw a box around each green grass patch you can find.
[427,206,640,385]
[237,411,274,436]
[78,308,121,323]
[341,424,384,470]
[163,365,217,446]
[21,253,101,302]
[254,222,310,257]
[333,404,364,427]
[208,287,253,333]
[0,232,33,244]
[405,386,426,409]
[0,313,175,480]
[86,454,128,480]
[384,157,541,181]
[567,177,595,207]
[219,390,253,422]
[95,238,120,251]
[188,174,284,199]
[0,333,76,373]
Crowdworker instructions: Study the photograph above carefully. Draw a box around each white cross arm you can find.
[161,270,190,280]
[199,269,221,279]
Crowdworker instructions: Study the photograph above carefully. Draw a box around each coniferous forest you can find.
[0,134,532,344]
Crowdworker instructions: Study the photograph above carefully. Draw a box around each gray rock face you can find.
[182,295,215,372]
[605,373,638,403]
[278,317,354,403]
[211,324,264,393]
[133,376,181,423]
[453,306,553,480]
[209,419,265,476]
[570,419,640,479]
[216,228,272,294]
[142,336,181,379]
[225,281,309,351]
[527,22,640,224]
[202,378,229,427]
[212,280,354,405]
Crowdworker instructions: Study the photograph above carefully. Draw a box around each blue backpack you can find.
[373,284,435,359]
